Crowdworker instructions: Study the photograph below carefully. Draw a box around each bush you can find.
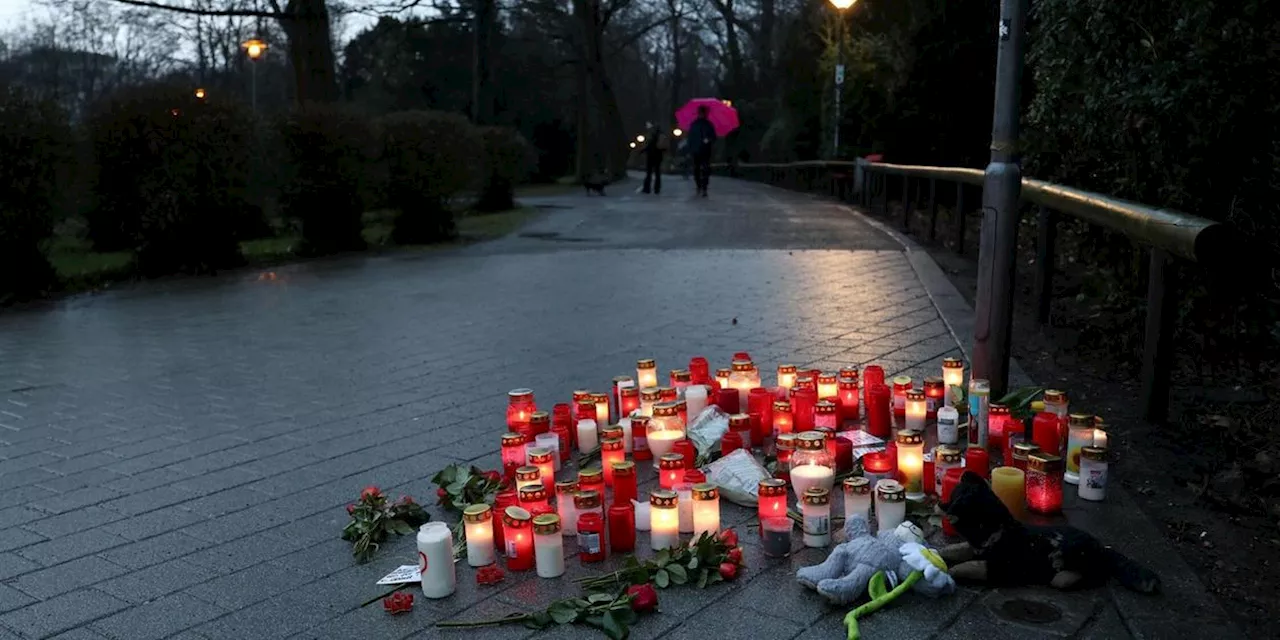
[476,127,535,212]
[278,106,376,255]
[0,88,71,300]
[380,110,482,243]
[86,84,258,275]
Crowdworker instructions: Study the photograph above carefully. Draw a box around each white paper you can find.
[376,564,421,585]
[837,430,887,462]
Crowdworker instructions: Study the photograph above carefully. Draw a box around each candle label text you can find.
[577,531,602,555]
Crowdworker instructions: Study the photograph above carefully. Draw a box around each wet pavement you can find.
[0,175,1236,639]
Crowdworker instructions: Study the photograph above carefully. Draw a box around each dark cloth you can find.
[686,117,717,156]
[643,152,664,193]
[643,127,664,160]
[693,150,712,192]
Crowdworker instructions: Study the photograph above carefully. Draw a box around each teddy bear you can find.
[796,514,926,604]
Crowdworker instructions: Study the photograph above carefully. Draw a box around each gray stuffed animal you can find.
[796,514,924,604]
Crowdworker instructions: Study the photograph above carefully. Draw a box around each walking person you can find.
[686,106,717,197]
[641,122,668,194]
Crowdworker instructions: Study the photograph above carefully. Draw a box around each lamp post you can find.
[241,38,267,114]
[829,0,857,159]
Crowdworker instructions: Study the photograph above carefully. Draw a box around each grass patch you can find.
[241,236,299,262]
[48,236,135,290]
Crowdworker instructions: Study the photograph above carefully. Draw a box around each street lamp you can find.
[636,134,646,143]
[194,88,206,101]
[241,38,267,114]
[673,128,683,137]
[829,0,857,158]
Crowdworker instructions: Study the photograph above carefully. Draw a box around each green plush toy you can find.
[844,543,954,640]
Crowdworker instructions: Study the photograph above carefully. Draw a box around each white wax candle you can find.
[558,494,578,536]
[619,417,633,453]
[875,496,906,533]
[638,367,658,390]
[685,386,708,421]
[790,464,835,501]
[843,492,871,522]
[906,400,926,433]
[534,531,565,578]
[676,483,694,533]
[535,433,561,471]
[417,522,456,599]
[937,406,959,445]
[647,430,683,463]
[577,419,599,453]
[1093,429,1109,449]
[802,502,831,547]
[692,496,720,537]
[464,516,495,567]
[632,499,651,531]
[650,507,679,550]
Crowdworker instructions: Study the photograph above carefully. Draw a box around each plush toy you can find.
[843,542,956,640]
[796,514,924,604]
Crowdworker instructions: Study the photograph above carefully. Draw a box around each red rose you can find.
[719,562,739,581]
[345,503,355,515]
[718,529,739,548]
[627,584,659,612]
[476,566,506,586]
[361,486,382,501]
[436,487,448,502]
[383,591,414,614]
[726,547,743,565]
[400,495,415,505]
[483,470,502,484]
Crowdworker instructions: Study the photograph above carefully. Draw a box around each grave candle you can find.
[802,487,832,547]
[619,385,641,419]
[640,387,662,417]
[727,360,757,410]
[875,480,907,532]
[777,364,798,390]
[891,376,913,420]
[689,356,711,384]
[716,386,740,414]
[1031,411,1062,456]
[1077,446,1108,501]
[674,398,688,426]
[987,404,1011,455]
[576,419,599,453]
[896,430,925,499]
[659,454,685,490]
[532,514,565,578]
[527,447,556,492]
[578,468,605,499]
[937,405,959,445]
[574,489,604,524]
[692,483,720,536]
[502,507,535,571]
[794,375,816,394]
[685,385,709,421]
[721,431,744,456]
[515,466,541,492]
[601,424,624,445]
[612,376,633,420]
[600,438,625,487]
[670,369,691,391]
[863,365,886,400]
[923,377,945,419]
[790,432,835,500]
[942,357,965,407]
[729,413,752,444]
[939,468,963,536]
[792,387,818,433]
[649,490,680,550]
[758,478,789,521]
[817,373,839,401]
[1043,389,1069,426]
[675,480,695,534]
[862,451,894,485]
[715,368,732,393]
[533,433,561,472]
[609,503,636,553]
[591,393,610,432]
[814,401,838,431]
[618,417,634,455]
[865,383,892,438]
[518,485,550,514]
[1003,428,1025,467]
[843,476,871,521]
[991,466,1026,521]
[463,504,496,567]
[775,434,797,481]
[648,403,684,461]
[748,388,774,447]
[967,379,990,449]
[761,516,793,557]
[733,351,753,362]
[1012,442,1039,472]
[934,446,963,496]
[1064,413,1096,485]
[553,403,573,451]
[633,498,651,531]
[576,511,607,563]
[838,376,861,423]
[816,427,837,462]
[554,480,578,536]
[773,400,794,436]
[612,461,638,506]
[905,390,927,433]
[636,358,658,390]
[834,436,853,473]
[1093,429,1109,449]
[501,433,527,482]
[571,390,592,423]
[493,490,517,550]
[507,389,536,432]
[964,446,990,479]
[672,440,697,469]
[418,521,456,598]
[1026,453,1064,515]
[630,415,652,461]
[528,410,550,438]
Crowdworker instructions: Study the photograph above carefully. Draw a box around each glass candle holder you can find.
[934,446,963,496]
[794,375,816,394]
[640,387,662,417]
[507,389,536,432]
[619,386,641,420]
[685,385,709,422]
[773,400,793,436]
[1064,413,1096,485]
[937,405,959,445]
[942,357,965,407]
[777,364,798,390]
[601,424,623,443]
[534,432,561,472]
[589,393,608,430]
[519,485,550,514]
[967,379,990,449]
[574,489,604,523]
[891,376,912,419]
[552,425,573,466]
[1043,389,1069,424]
[571,390,592,423]
[865,383,891,438]
[527,447,556,492]
[554,480,578,536]
[791,432,835,500]
[716,386,740,414]
[727,360,756,410]
[532,514,565,578]
[649,490,680,550]
[987,404,1011,456]
[501,433,528,482]
[991,466,1026,521]
[761,516,792,557]
[816,427,837,462]
[528,410,551,438]
[862,451,894,486]
[1026,453,1064,515]
[463,504,496,567]
[675,480,695,534]
[577,467,604,498]
[748,388,774,447]
[834,437,854,474]
[630,415,651,461]
[721,431,744,456]
[608,503,636,553]
[905,390,927,433]
[515,466,541,492]
[689,356,711,384]
[896,430,925,499]
[728,413,752,445]
[674,398,688,426]
[636,358,658,390]
[923,377,944,419]
[842,476,871,522]
[874,480,906,532]
[1078,446,1108,501]
[715,368,732,393]
[673,440,696,469]
[612,375,633,419]
[863,365,885,398]
[692,483,720,537]
[758,478,788,521]
[599,438,624,487]
[418,522,456,599]
[791,387,818,433]
[671,369,692,390]
[775,434,797,481]
[939,468,964,537]
[1012,442,1040,472]
[659,454,685,490]
[801,487,832,547]
[814,401,838,431]
[964,446,990,479]
[838,377,861,423]
[659,386,678,403]
[502,506,534,571]
[576,418,599,454]
[817,373,839,401]
[1032,411,1062,456]
[1003,428,1025,467]
[493,490,517,550]
[576,511,607,563]
[612,461,637,506]
[648,403,684,462]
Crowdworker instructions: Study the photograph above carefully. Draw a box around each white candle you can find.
[692,484,720,537]
[790,463,835,501]
[1078,446,1108,501]
[1093,429,1108,449]
[576,418,599,453]
[637,359,658,389]
[905,391,927,433]
[632,499,651,531]
[676,482,695,533]
[874,480,906,533]
[937,406,960,445]
[801,488,831,547]
[647,430,683,462]
[619,417,634,454]
[534,433,561,471]
[463,504,496,567]
[417,522,456,599]
[555,482,578,536]
[649,490,679,549]
[842,477,871,522]
[533,515,565,578]
[685,385,708,421]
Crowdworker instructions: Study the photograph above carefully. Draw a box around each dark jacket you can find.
[687,117,717,156]
[644,127,665,159]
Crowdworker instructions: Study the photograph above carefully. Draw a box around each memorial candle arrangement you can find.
[612,461,638,506]
[648,403,684,461]
[501,433,527,481]
[802,487,832,548]
[773,400,793,436]
[636,358,658,390]
[507,389,536,432]
[814,401,838,431]
[941,357,965,406]
[923,377,944,419]
[842,476,871,521]
[1064,413,1095,484]
[600,438,625,487]
[790,432,835,500]
[838,376,860,422]
[527,447,555,492]
[905,390,926,433]
[463,504,496,567]
[555,479,579,536]
[817,373,839,401]
[896,430,925,499]
[1078,446,1108,501]
[991,466,1026,520]
[777,364,798,390]
[649,490,680,550]
[934,446,962,496]
[758,478,788,521]
[968,379,990,449]
[659,454,685,490]
[874,480,907,532]
[692,483,721,537]
[502,507,535,571]
[418,521,457,598]
[533,514,565,578]
[1026,453,1064,515]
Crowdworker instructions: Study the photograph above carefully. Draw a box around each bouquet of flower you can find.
[431,464,505,511]
[340,486,429,562]
[439,585,658,639]
[576,530,745,590]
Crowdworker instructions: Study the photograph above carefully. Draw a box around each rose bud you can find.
[719,562,740,581]
[718,529,739,548]
[626,584,659,612]
[726,547,743,565]
[360,486,382,501]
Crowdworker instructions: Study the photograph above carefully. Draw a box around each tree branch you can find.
[109,0,285,19]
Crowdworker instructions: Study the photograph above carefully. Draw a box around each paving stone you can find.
[0,583,36,614]
[90,592,228,640]
[0,588,129,638]
[16,528,127,566]
[99,505,208,541]
[9,555,130,599]
[22,506,127,539]
[95,559,227,605]
[98,530,210,570]
[184,563,313,610]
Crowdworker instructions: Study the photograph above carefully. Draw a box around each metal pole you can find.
[972,0,1028,397]
[251,61,258,114]
[833,12,844,158]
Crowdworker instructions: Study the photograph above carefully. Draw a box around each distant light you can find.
[242,38,268,61]
[673,128,683,137]
[722,100,733,107]
[829,0,857,9]
[629,142,637,149]
[636,135,646,143]
[194,88,206,100]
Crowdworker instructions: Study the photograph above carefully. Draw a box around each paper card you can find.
[838,430,887,462]
[376,564,421,585]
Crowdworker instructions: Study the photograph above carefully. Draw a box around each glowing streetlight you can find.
[629,142,637,149]
[636,134,646,143]
[722,100,733,107]
[829,0,857,8]
[673,128,683,137]
[241,38,267,114]
[194,88,206,100]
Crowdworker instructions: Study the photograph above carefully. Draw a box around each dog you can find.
[582,176,607,196]
[939,471,1160,593]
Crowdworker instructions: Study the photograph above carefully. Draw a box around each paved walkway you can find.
[0,175,1234,639]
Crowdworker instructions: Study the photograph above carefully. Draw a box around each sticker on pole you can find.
[835,64,846,86]
[999,19,1010,41]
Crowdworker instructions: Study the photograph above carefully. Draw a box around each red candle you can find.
[502,506,535,571]
[940,468,965,537]
[493,490,518,550]
[571,390,591,421]
[923,377,945,420]
[721,431,744,456]
[528,410,550,436]
[1026,453,1064,515]
[733,351,752,362]
[630,415,652,461]
[619,387,640,419]
[551,422,572,464]
[891,376,912,419]
[576,399,596,431]
[838,377,860,423]
[715,369,732,395]
[865,384,891,438]
[576,511,607,563]
[659,454,684,490]
[553,403,573,449]
[772,400,793,436]
[501,433,527,482]
[988,404,1011,455]
[670,369,692,389]
[863,366,885,394]
[728,413,752,446]
[964,446,990,479]
[683,468,707,485]
[608,504,636,553]
[758,478,788,521]
[612,461,638,506]
[612,375,633,421]
[748,388,773,447]
[717,387,740,414]
[507,389,536,432]
[675,398,688,427]
[578,468,605,498]
[791,387,817,432]
[775,434,796,482]
[672,440,697,469]
[689,357,711,384]
[518,485,550,513]
[834,436,853,473]
[863,451,894,484]
[659,387,678,403]
[601,438,625,487]
[922,456,935,495]
[1032,412,1062,456]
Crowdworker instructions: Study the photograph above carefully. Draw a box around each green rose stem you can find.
[437,612,531,628]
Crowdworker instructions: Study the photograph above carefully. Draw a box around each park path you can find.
[0,176,1224,639]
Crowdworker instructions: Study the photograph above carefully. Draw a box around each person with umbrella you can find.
[676,98,737,198]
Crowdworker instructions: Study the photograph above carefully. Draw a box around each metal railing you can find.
[717,159,1233,423]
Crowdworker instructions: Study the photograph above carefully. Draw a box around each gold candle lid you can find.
[924,376,944,388]
[731,360,753,372]
[1094,415,1106,428]
[1028,452,1064,474]
[611,460,636,475]
[519,485,547,502]
[613,375,634,385]
[759,478,788,497]
[797,431,826,450]
[815,400,837,414]
[817,372,837,385]
[729,414,751,428]
[630,415,651,427]
[773,400,792,413]
[601,437,624,451]
[942,357,964,369]
[1081,446,1107,462]
[529,411,550,426]
[516,465,540,481]
[527,446,553,462]
[532,513,561,535]
[839,367,859,380]
[875,479,906,502]
[671,369,692,382]
[936,445,963,463]
[843,476,870,495]
[640,387,662,401]
[502,506,532,527]
[653,402,679,417]
[776,433,798,451]
[601,426,623,440]
[1044,389,1067,403]
[692,483,719,500]
[658,453,685,469]
[637,358,656,370]
[906,389,925,402]
[802,487,830,506]
[620,386,639,399]
[578,467,603,483]
[989,403,1010,415]
[892,375,913,388]
[573,389,592,400]
[778,364,798,374]
[463,503,492,523]
[555,479,579,493]
[508,388,534,400]
[573,490,601,509]
[716,367,732,379]
[502,433,527,446]
[896,430,924,446]
[591,392,610,404]
[1068,413,1095,428]
[650,489,678,508]
[839,377,859,389]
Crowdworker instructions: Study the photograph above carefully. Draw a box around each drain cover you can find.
[997,598,1063,624]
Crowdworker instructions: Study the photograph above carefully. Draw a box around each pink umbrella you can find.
[675,98,740,137]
